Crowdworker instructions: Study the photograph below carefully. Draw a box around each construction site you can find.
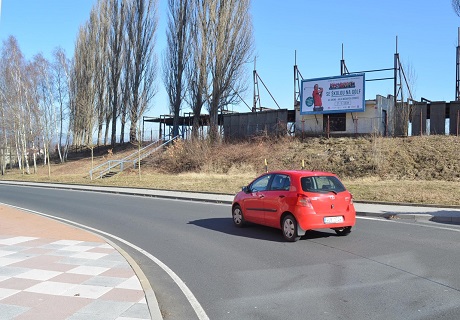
[3,34,460,175]
[144,35,460,141]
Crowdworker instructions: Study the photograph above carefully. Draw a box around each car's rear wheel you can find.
[282,214,300,242]
[232,205,245,227]
[334,226,352,236]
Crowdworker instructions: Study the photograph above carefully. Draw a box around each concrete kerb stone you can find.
[103,237,163,320]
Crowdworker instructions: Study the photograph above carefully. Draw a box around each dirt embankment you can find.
[3,135,460,205]
[150,135,460,182]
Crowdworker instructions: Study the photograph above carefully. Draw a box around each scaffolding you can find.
[294,50,303,110]
[456,27,460,101]
[338,37,413,136]
[252,58,281,112]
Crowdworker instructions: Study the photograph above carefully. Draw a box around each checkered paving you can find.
[0,236,150,320]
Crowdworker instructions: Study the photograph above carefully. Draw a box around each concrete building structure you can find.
[295,95,395,137]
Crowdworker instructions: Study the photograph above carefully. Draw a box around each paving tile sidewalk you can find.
[0,205,151,320]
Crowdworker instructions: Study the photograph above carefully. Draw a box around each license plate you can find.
[324,216,344,224]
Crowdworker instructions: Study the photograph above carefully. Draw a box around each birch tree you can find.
[0,97,6,174]
[24,56,46,174]
[0,44,10,174]
[0,56,10,174]
[31,54,60,174]
[52,48,72,161]
[1,37,30,173]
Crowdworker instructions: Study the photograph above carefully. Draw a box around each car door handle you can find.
[259,194,265,199]
[279,195,285,198]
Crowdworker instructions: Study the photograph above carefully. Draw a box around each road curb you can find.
[103,237,163,320]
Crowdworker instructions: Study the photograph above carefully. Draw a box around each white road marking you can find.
[0,202,210,320]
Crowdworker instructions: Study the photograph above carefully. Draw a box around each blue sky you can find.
[1,0,459,118]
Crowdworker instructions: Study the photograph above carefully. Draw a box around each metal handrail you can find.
[89,136,179,180]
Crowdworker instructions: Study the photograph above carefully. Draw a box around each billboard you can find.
[300,74,365,115]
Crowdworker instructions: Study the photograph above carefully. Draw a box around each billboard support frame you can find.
[339,36,413,136]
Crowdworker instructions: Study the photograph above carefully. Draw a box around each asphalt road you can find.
[1,184,460,320]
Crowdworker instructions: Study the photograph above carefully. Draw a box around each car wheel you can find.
[282,214,300,242]
[334,227,352,236]
[232,205,245,227]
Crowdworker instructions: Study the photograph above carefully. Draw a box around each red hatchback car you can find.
[232,170,356,242]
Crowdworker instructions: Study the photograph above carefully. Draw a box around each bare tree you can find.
[92,0,110,146]
[0,38,56,174]
[107,0,126,146]
[120,29,132,144]
[52,48,71,162]
[1,37,30,173]
[125,0,158,143]
[453,0,460,16]
[163,0,190,138]
[0,41,13,174]
[0,84,6,174]
[206,0,254,142]
[63,0,160,150]
[72,22,97,147]
[187,0,210,139]
[31,54,56,175]
[0,101,6,174]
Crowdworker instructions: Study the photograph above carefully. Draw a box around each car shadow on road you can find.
[188,218,335,242]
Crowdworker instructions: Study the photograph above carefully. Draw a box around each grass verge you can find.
[2,170,460,207]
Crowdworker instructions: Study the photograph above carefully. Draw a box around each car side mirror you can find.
[242,186,250,193]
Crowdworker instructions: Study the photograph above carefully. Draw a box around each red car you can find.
[232,170,356,242]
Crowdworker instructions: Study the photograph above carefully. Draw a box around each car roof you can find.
[266,170,337,177]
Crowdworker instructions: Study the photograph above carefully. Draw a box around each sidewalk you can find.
[0,205,155,320]
[354,202,460,223]
[0,181,459,320]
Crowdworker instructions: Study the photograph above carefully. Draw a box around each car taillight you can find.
[297,194,313,208]
[345,193,354,204]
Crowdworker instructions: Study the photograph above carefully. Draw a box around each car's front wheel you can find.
[232,205,245,227]
[282,214,300,242]
[334,226,352,236]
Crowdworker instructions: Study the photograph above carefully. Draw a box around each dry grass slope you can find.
[2,135,460,206]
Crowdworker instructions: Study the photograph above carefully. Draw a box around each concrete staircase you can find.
[89,137,178,180]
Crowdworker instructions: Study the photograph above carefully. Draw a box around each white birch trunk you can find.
[43,135,47,166]
[15,129,22,170]
[21,123,30,174]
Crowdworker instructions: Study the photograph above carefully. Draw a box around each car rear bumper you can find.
[295,207,356,231]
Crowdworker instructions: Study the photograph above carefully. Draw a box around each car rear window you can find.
[301,176,346,193]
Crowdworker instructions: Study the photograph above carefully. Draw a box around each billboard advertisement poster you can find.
[300,74,365,115]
